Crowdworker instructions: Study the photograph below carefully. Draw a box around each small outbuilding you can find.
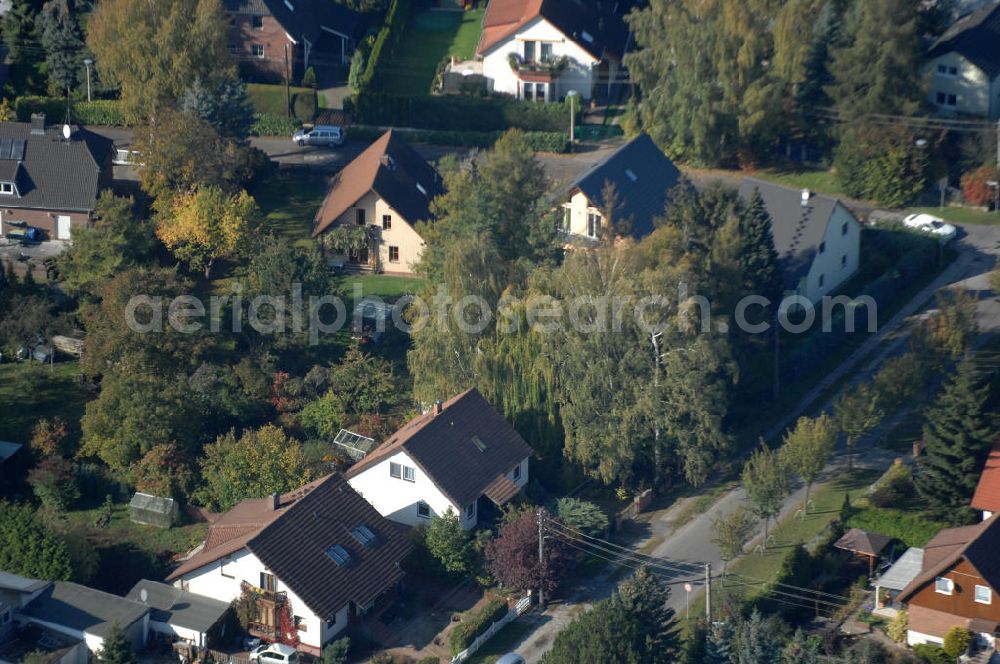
[129,492,179,528]
[125,580,231,648]
[874,547,924,615]
[835,527,893,576]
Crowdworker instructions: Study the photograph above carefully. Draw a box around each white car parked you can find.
[902,213,957,243]
[249,643,300,663]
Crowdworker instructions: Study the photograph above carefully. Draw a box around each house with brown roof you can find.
[346,388,533,529]
[225,0,359,82]
[897,513,1000,651]
[973,439,1000,520]
[476,0,629,103]
[165,475,411,656]
[311,130,443,275]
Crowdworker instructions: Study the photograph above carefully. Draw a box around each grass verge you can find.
[465,620,534,664]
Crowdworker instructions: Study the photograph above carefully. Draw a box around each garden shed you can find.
[129,492,178,528]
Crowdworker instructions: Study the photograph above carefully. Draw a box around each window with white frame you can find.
[512,463,521,481]
[935,576,954,595]
[390,462,401,479]
[587,212,601,238]
[251,44,264,58]
[976,585,992,604]
[402,465,415,482]
[0,182,14,195]
[466,501,476,519]
[561,207,571,232]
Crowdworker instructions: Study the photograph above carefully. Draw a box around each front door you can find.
[56,215,71,240]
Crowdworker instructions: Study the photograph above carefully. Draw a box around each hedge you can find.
[15,97,126,126]
[349,92,571,133]
[355,0,411,95]
[250,113,302,137]
[346,125,568,152]
[449,598,508,656]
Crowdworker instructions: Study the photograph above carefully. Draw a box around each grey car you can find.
[293,125,345,147]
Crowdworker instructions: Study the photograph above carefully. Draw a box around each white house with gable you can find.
[166,475,411,656]
[347,388,532,529]
[925,2,1000,119]
[475,0,628,103]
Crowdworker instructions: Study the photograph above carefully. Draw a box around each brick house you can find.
[898,513,1000,653]
[0,114,113,242]
[225,0,359,82]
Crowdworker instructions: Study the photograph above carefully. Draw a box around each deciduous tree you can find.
[742,443,789,546]
[28,457,79,510]
[780,414,836,511]
[711,506,755,572]
[485,509,570,596]
[129,443,195,500]
[196,425,314,511]
[425,508,473,575]
[29,416,70,459]
[157,186,260,279]
[833,384,884,471]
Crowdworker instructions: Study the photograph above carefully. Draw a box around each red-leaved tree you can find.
[961,165,1000,207]
[485,510,572,597]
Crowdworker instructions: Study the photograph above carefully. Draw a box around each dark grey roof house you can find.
[738,179,862,304]
[126,580,230,648]
[18,581,149,654]
[556,133,683,241]
[0,114,114,241]
[926,1,1000,119]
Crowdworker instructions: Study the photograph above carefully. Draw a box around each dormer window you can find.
[0,182,15,195]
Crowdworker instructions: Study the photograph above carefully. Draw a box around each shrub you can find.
[960,165,1000,207]
[523,131,568,153]
[872,353,929,413]
[346,125,569,152]
[554,498,609,536]
[250,113,302,137]
[301,66,317,89]
[449,598,508,656]
[292,91,317,122]
[320,637,350,664]
[28,457,80,510]
[351,92,570,132]
[886,609,907,643]
[14,97,126,126]
[942,627,971,659]
[835,124,926,206]
[868,462,915,508]
[913,643,954,664]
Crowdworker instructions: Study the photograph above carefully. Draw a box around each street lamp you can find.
[987,180,999,215]
[83,58,93,103]
[566,90,579,149]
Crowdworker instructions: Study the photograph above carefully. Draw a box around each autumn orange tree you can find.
[156,186,260,279]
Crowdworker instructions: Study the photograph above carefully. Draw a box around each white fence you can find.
[451,593,533,663]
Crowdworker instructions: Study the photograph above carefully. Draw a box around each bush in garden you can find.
[448,598,508,656]
[250,113,302,137]
[868,462,915,508]
[886,609,907,643]
[960,165,1000,207]
[942,627,971,659]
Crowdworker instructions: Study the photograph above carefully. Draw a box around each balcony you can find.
[507,53,569,82]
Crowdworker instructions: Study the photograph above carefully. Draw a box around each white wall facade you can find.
[322,190,427,274]
[925,52,1000,119]
[558,192,604,239]
[175,549,347,650]
[907,629,945,647]
[348,452,530,529]
[481,17,601,102]
[800,203,861,304]
[21,614,148,656]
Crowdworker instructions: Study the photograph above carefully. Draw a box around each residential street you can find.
[511,222,1000,664]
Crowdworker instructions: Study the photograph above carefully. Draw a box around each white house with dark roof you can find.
[555,133,682,242]
[925,1,1000,119]
[476,0,629,102]
[346,388,533,529]
[737,179,861,304]
[166,475,411,656]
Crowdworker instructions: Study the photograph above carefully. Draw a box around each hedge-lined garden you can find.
[449,597,509,657]
[15,97,126,126]
[347,125,568,152]
[246,83,317,122]
[348,92,571,133]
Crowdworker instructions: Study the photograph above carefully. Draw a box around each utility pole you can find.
[284,44,292,119]
[537,509,546,609]
[83,58,93,102]
[705,563,712,620]
[996,119,1000,173]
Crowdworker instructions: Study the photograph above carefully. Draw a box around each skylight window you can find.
[351,525,376,547]
[471,436,487,452]
[284,0,294,10]
[416,182,428,196]
[325,544,351,566]
[625,169,638,182]
[581,31,594,43]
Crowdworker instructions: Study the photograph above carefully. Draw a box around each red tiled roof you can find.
[972,439,1000,513]
[475,0,626,60]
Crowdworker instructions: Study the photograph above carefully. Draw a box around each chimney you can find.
[434,400,443,415]
[800,189,810,207]
[30,114,46,136]
[269,492,279,511]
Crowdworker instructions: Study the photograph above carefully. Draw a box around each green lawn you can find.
[379,9,485,96]
[907,206,1000,226]
[253,171,330,249]
[752,167,847,198]
[60,503,208,595]
[0,361,90,445]
[725,469,881,584]
[466,619,534,664]
[247,83,315,118]
[335,274,427,301]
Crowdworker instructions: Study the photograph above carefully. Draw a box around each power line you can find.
[544,523,703,579]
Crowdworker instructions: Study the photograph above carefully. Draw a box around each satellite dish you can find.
[140,588,148,603]
[62,124,71,140]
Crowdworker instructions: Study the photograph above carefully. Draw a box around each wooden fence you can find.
[451,593,532,663]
